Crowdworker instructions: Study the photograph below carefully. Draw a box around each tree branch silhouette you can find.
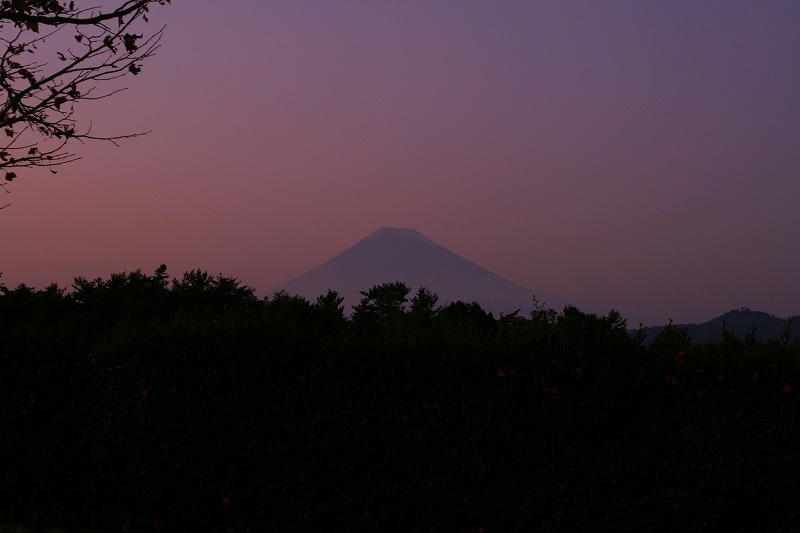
[0,0,170,186]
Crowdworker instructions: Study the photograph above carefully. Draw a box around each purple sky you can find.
[3,1,799,326]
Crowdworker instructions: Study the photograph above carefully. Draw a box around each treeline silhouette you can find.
[2,266,800,532]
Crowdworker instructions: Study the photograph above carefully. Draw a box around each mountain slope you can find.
[271,227,568,315]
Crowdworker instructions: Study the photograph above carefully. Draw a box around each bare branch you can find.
[0,1,171,27]
[0,181,9,208]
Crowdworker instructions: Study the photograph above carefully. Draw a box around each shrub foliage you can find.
[1,266,800,531]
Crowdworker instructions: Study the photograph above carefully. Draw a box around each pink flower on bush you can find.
[783,385,792,394]
[222,497,231,507]
[497,370,505,378]
[752,374,760,383]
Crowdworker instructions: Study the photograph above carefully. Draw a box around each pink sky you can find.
[2,1,799,326]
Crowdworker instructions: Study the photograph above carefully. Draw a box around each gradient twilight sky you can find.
[2,1,799,326]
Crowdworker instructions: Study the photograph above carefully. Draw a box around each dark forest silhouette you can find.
[2,266,800,531]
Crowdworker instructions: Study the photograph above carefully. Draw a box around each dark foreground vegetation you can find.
[2,266,800,532]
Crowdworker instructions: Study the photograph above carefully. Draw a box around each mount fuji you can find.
[271,227,569,316]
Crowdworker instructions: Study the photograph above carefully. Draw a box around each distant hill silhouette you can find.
[271,226,569,316]
[639,308,800,345]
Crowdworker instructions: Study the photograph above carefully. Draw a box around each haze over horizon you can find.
[2,1,799,327]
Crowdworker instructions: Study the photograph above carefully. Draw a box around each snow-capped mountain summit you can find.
[271,226,568,315]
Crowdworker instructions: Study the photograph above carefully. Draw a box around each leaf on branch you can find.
[54,96,67,109]
[27,147,37,155]
[123,34,142,53]
[25,21,39,33]
[0,152,8,161]
[129,63,141,75]
[103,36,117,53]
[19,68,35,84]
[4,128,13,137]
[5,172,16,182]
[75,35,83,43]
[57,52,66,61]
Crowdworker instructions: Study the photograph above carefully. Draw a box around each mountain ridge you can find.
[638,308,800,344]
